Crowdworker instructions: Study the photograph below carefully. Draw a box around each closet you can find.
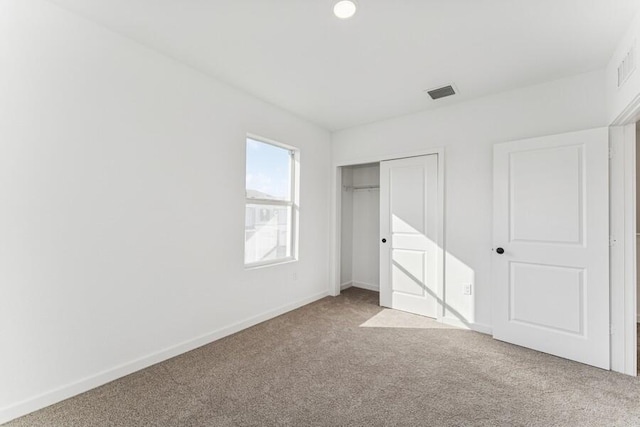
[340,163,380,292]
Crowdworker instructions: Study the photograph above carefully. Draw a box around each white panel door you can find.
[493,128,609,369]
[380,155,439,318]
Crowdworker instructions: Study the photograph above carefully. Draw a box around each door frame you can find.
[610,94,640,376]
[329,147,446,318]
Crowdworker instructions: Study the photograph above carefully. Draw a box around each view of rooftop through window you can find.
[246,138,291,201]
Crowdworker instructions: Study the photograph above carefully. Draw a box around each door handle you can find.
[381,238,387,243]
[496,247,504,254]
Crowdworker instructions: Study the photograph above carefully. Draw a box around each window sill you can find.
[244,257,298,270]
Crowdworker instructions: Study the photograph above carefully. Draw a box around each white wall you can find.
[0,0,331,423]
[351,165,380,290]
[607,10,640,123]
[332,70,608,331]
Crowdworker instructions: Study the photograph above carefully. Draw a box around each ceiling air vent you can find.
[618,41,636,88]
[426,85,456,100]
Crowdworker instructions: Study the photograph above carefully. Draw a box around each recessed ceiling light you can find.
[333,0,357,19]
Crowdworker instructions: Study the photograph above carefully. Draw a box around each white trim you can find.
[244,199,292,206]
[244,257,297,270]
[341,281,352,290]
[329,166,343,297]
[333,147,447,168]
[351,281,380,292]
[610,85,640,376]
[610,126,626,373]
[440,316,470,330]
[246,133,298,152]
[611,92,640,126]
[439,317,492,335]
[471,323,493,335]
[609,123,638,376]
[622,124,637,376]
[436,150,446,319]
[0,291,329,425]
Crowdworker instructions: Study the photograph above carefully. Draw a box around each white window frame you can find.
[244,134,299,269]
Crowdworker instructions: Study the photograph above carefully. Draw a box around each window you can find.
[244,136,297,267]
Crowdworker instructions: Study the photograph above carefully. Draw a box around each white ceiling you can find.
[48,0,640,131]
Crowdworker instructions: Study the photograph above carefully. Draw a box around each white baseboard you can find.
[340,281,379,292]
[471,322,493,335]
[440,316,492,335]
[440,316,470,330]
[0,291,329,425]
[351,281,379,292]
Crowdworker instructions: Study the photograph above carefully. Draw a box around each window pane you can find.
[244,204,292,264]
[246,138,292,202]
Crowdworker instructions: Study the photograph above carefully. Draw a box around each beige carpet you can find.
[7,288,640,426]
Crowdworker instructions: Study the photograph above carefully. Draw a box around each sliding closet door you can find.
[380,155,440,318]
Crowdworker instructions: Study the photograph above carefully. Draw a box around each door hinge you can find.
[609,146,614,159]
[610,325,615,336]
[609,236,617,247]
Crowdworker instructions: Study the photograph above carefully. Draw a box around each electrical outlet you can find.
[292,272,298,281]
[463,284,472,295]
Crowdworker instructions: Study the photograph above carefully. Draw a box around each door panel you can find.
[509,262,584,334]
[392,250,426,296]
[390,166,426,234]
[510,145,584,244]
[493,128,609,369]
[380,155,439,318]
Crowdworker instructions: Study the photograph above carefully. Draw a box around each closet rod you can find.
[343,185,380,191]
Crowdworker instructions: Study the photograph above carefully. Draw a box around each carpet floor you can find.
[7,288,640,427]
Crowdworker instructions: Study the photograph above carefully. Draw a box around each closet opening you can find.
[339,163,381,295]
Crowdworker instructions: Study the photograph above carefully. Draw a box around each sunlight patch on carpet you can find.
[359,308,461,329]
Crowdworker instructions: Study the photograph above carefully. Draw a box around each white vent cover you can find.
[618,41,636,88]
